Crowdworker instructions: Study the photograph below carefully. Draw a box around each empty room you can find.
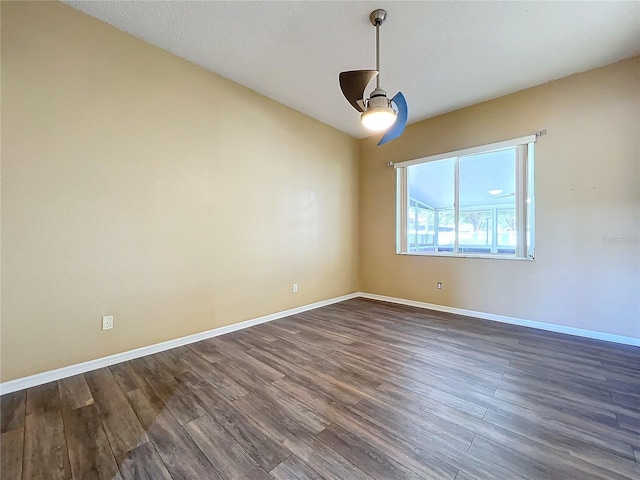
[1,1,639,479]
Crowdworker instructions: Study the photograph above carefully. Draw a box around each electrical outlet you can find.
[436,282,443,290]
[293,283,298,293]
[102,315,114,330]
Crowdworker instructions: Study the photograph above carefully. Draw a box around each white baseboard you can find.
[357,292,640,347]
[3,290,638,395]
[0,292,359,395]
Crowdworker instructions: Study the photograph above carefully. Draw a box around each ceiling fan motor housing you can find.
[367,87,392,109]
[361,86,397,131]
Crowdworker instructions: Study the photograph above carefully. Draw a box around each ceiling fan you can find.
[339,9,408,146]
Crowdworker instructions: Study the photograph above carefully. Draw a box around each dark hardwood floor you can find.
[2,298,639,479]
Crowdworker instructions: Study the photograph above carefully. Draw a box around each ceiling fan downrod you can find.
[370,9,386,89]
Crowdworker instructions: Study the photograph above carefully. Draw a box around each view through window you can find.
[396,137,535,259]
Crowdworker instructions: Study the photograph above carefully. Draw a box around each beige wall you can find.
[1,2,359,382]
[360,57,640,339]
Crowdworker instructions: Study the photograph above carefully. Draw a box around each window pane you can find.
[437,208,455,250]
[408,203,435,250]
[497,207,516,251]
[459,148,516,255]
[459,209,492,253]
[407,158,455,253]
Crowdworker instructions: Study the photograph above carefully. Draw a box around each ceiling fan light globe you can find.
[361,107,397,131]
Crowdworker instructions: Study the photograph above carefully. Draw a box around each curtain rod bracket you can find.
[387,161,394,167]
[536,129,547,138]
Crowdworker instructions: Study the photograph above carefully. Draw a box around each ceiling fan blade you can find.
[378,91,408,146]
[339,70,378,112]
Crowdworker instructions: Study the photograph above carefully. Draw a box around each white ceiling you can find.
[63,1,640,139]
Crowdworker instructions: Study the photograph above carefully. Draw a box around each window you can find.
[396,136,535,259]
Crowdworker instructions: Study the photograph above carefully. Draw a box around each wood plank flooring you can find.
[1,298,639,479]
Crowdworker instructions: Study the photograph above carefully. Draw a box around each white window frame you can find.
[395,135,536,260]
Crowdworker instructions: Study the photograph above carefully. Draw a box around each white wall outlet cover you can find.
[102,315,114,330]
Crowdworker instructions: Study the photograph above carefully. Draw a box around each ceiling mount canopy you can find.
[339,9,408,146]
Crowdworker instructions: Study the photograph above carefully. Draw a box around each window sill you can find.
[397,251,534,261]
